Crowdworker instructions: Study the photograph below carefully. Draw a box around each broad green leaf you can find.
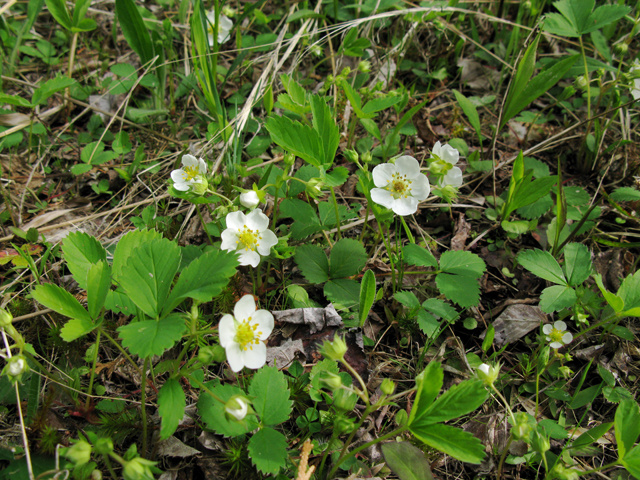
[0,92,33,108]
[323,279,359,309]
[278,199,323,239]
[117,314,185,358]
[157,378,185,440]
[32,284,91,325]
[360,118,381,140]
[59,318,98,342]
[504,35,540,120]
[294,245,329,284]
[248,367,292,426]
[543,12,579,37]
[622,445,640,479]
[310,95,339,167]
[501,219,531,235]
[381,441,435,480]
[615,399,640,459]
[340,79,365,117]
[265,115,323,167]
[394,290,421,311]
[452,90,481,142]
[569,384,601,410]
[247,427,288,475]
[422,298,459,322]
[71,17,96,33]
[510,176,559,212]
[540,285,577,313]
[280,74,307,106]
[403,244,438,268]
[163,249,238,316]
[324,166,349,188]
[618,271,640,316]
[410,423,485,464]
[198,383,259,437]
[329,238,367,279]
[72,0,92,28]
[62,232,107,290]
[587,5,630,35]
[70,164,92,175]
[417,379,488,425]
[359,270,376,327]
[594,274,624,313]
[408,362,443,426]
[45,0,72,30]
[590,31,612,65]
[309,359,339,402]
[435,252,485,309]
[563,243,592,286]
[361,96,403,115]
[518,249,566,285]
[115,0,155,66]
[610,187,640,202]
[318,202,356,227]
[104,289,138,316]
[438,250,485,278]
[570,422,612,449]
[118,237,181,318]
[86,261,111,320]
[539,419,569,440]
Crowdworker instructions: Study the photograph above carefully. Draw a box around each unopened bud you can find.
[574,75,589,91]
[358,60,371,73]
[343,149,359,163]
[64,440,92,466]
[94,437,114,456]
[320,371,343,391]
[305,178,324,198]
[510,412,534,441]
[240,190,260,208]
[191,176,208,196]
[320,335,348,361]
[361,151,372,164]
[198,345,226,365]
[530,429,550,454]
[0,308,12,327]
[225,395,249,421]
[615,43,628,56]
[380,378,395,395]
[283,152,295,166]
[333,389,358,412]
[476,363,500,386]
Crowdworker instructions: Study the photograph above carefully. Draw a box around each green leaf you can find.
[117,314,185,358]
[518,249,566,285]
[594,274,624,313]
[118,238,181,318]
[329,238,367,279]
[248,367,292,426]
[403,244,438,268]
[618,271,640,316]
[562,243,592,286]
[62,232,107,290]
[394,291,421,311]
[615,399,640,459]
[452,90,481,142]
[417,379,488,425]
[422,298,459,322]
[539,285,577,313]
[31,76,76,105]
[247,427,288,475]
[438,250,485,277]
[622,445,640,479]
[70,164,92,175]
[359,270,376,327]
[86,261,111,320]
[198,383,259,437]
[610,187,640,202]
[381,441,435,480]
[279,199,323,239]
[435,250,485,308]
[163,249,238,316]
[309,358,339,402]
[71,17,96,32]
[504,35,540,120]
[318,202,356,227]
[265,115,323,167]
[409,362,443,426]
[570,422,612,449]
[115,0,155,66]
[361,96,403,115]
[324,166,349,187]
[543,12,579,37]
[44,0,72,30]
[32,283,91,325]
[360,118,381,140]
[59,318,98,342]
[410,423,485,464]
[294,245,329,284]
[157,378,185,440]
[0,92,33,108]
[310,95,339,167]
[324,279,360,309]
[72,0,92,28]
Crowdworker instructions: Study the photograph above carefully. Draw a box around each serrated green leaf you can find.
[618,271,640,316]
[586,4,630,35]
[62,232,107,290]
[247,427,288,475]
[410,423,485,464]
[323,279,359,309]
[118,238,181,318]
[381,442,434,480]
[409,362,443,426]
[439,250,485,278]
[594,274,624,313]
[248,367,292,426]
[435,273,480,308]
[70,164,92,175]
[157,378,185,440]
[81,141,105,164]
[32,283,91,325]
[417,379,488,425]
[622,445,640,479]
[317,202,356,227]
[279,199,323,239]
[421,298,458,322]
[265,115,323,166]
[359,270,376,327]
[360,118,381,140]
[31,76,76,105]
[104,289,138,316]
[198,383,259,437]
[516,194,553,219]
[361,95,402,115]
[329,238,367,279]
[45,0,72,30]
[87,261,111,320]
[403,244,438,268]
[518,249,566,285]
[309,359,339,402]
[610,187,640,203]
[615,399,640,459]
[0,92,33,108]
[539,285,577,313]
[310,95,339,167]
[324,166,349,187]
[394,290,421,310]
[543,12,579,37]
[294,245,329,284]
[563,243,592,287]
[162,249,238,316]
[117,314,185,358]
[59,318,98,342]
[115,0,155,66]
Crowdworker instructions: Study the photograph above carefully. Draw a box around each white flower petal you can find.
[394,155,421,178]
[252,310,274,339]
[256,229,278,255]
[562,332,573,344]
[171,169,185,183]
[246,209,270,232]
[234,295,256,321]
[225,342,245,372]
[391,196,419,216]
[372,163,397,188]
[172,181,190,191]
[550,341,562,349]
[440,143,460,165]
[370,188,395,209]
[220,229,239,252]
[225,211,247,230]
[240,191,260,208]
[197,158,207,174]
[181,154,198,167]
[218,314,236,348]
[542,324,553,335]
[440,167,463,187]
[242,342,267,369]
[431,141,443,158]
[409,174,430,200]
[238,250,260,267]
[478,363,490,375]
[554,320,567,331]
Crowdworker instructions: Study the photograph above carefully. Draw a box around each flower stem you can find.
[140,357,149,458]
[98,328,141,376]
[197,205,214,244]
[329,186,342,240]
[374,215,396,292]
[399,215,415,244]
[85,330,101,412]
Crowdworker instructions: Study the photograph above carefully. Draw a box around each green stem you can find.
[205,189,234,205]
[197,205,214,244]
[535,373,540,419]
[103,454,120,478]
[334,426,407,472]
[399,216,415,244]
[98,328,141,376]
[188,372,228,405]
[317,428,340,479]
[329,186,342,240]
[491,384,516,424]
[374,215,396,292]
[140,358,149,458]
[497,433,513,480]
[326,406,373,480]
[68,32,78,80]
[85,330,101,411]
[340,359,369,405]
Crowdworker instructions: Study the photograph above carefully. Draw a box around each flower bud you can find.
[239,191,260,209]
[222,6,236,17]
[310,44,323,57]
[0,308,12,327]
[283,152,296,166]
[530,429,550,454]
[225,395,249,421]
[361,151,372,164]
[93,437,114,456]
[3,355,28,382]
[476,363,500,386]
[122,457,159,480]
[574,75,589,91]
[90,470,103,480]
[198,345,226,365]
[320,335,348,361]
[523,0,532,11]
[615,43,629,56]
[64,440,92,466]
[358,60,371,73]
[191,176,208,196]
[320,371,343,391]
[305,178,324,199]
[510,412,535,441]
[333,389,358,412]
[343,149,359,163]
[380,378,395,395]
[334,415,356,434]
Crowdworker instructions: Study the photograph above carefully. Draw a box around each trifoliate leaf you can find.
[329,238,367,279]
[295,244,329,284]
[62,232,108,290]
[540,285,577,313]
[403,244,438,268]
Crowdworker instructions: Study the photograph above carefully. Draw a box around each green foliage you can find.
[358,270,376,327]
[31,284,96,342]
[62,232,108,290]
[295,245,329,283]
[248,367,292,426]
[157,378,186,440]
[198,383,259,437]
[45,0,96,32]
[247,427,288,475]
[381,442,434,480]
[452,90,482,144]
[543,0,630,38]
[117,314,185,358]
[435,250,486,308]
[403,244,438,268]
[115,0,155,66]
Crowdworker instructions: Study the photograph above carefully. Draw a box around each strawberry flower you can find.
[220,209,278,267]
[171,154,208,193]
[542,321,573,349]
[370,155,430,216]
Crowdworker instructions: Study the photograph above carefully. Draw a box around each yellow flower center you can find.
[549,328,564,344]
[236,225,262,251]
[386,173,412,199]
[235,317,262,351]
[182,165,200,181]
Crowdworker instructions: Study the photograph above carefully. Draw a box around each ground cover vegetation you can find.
[0,0,640,478]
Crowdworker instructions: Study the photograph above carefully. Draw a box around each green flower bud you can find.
[191,176,209,196]
[90,470,103,480]
[343,149,359,163]
[64,440,92,466]
[93,437,114,456]
[310,44,323,57]
[380,378,395,395]
[358,60,371,73]
[122,456,159,480]
[198,345,226,365]
[3,355,28,383]
[0,308,12,327]
[222,6,235,17]
[523,0,532,11]
[476,363,500,386]
[361,151,372,164]
[557,366,573,380]
[530,429,550,454]
[574,75,589,91]
[509,412,535,441]
[320,335,348,361]
[334,415,356,434]
[283,152,296,166]
[225,395,250,421]
[320,371,343,391]
[549,463,580,480]
[333,389,358,412]
[615,43,629,56]
[305,178,324,198]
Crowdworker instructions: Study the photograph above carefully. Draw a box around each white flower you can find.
[219,295,274,372]
[430,141,463,188]
[542,321,573,349]
[476,362,500,385]
[206,11,233,46]
[431,141,459,165]
[8,357,25,377]
[225,395,249,420]
[370,156,430,216]
[239,191,260,209]
[630,61,640,101]
[220,209,278,267]
[439,166,463,188]
[171,154,207,192]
